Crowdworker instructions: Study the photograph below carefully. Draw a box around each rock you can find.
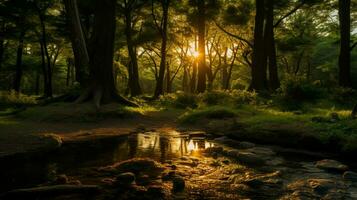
[343,171,357,182]
[54,174,69,184]
[316,159,349,172]
[187,131,206,138]
[213,136,240,147]
[137,175,150,186]
[172,176,185,192]
[311,116,326,123]
[237,141,256,149]
[99,158,164,178]
[233,152,265,166]
[115,172,136,186]
[247,147,276,156]
[162,171,176,181]
[309,179,336,195]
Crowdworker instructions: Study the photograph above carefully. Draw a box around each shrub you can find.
[179,106,236,124]
[0,90,37,107]
[199,90,232,106]
[329,87,356,106]
[158,92,198,109]
[278,77,324,101]
[230,90,258,105]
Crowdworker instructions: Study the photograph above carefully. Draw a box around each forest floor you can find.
[1,102,357,199]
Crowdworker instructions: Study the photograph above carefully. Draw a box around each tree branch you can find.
[274,1,306,28]
[214,21,253,49]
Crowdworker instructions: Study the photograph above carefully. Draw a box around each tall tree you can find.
[264,0,279,90]
[196,0,207,93]
[13,29,25,92]
[153,0,170,98]
[338,0,352,87]
[63,0,90,87]
[76,0,135,108]
[250,0,267,91]
[120,0,145,97]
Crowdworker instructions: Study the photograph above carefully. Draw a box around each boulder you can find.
[315,159,348,172]
[226,150,266,166]
[115,172,136,187]
[343,171,357,182]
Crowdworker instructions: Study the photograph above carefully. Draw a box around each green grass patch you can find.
[179,106,237,124]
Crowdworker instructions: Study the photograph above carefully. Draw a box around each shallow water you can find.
[1,130,357,199]
[0,130,214,193]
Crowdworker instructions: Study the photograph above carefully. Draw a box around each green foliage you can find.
[158,92,198,109]
[0,90,37,107]
[329,87,357,106]
[199,90,231,106]
[273,77,325,110]
[179,106,236,124]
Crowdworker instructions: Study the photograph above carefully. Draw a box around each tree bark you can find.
[36,5,53,97]
[63,0,89,87]
[338,0,351,87]
[76,0,136,108]
[250,0,267,91]
[0,21,4,71]
[124,9,142,96]
[13,30,25,92]
[196,0,207,93]
[265,0,280,90]
[154,0,170,98]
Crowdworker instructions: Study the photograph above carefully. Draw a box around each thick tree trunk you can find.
[124,10,142,96]
[221,48,228,90]
[196,0,207,93]
[265,0,280,90]
[76,0,136,108]
[250,0,267,91]
[13,30,25,92]
[338,0,351,87]
[154,0,170,98]
[63,0,89,87]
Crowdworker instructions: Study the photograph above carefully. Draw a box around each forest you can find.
[0,0,357,199]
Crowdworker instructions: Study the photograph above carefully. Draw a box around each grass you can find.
[179,102,357,154]
[178,106,237,124]
[16,103,158,123]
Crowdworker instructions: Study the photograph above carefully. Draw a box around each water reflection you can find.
[0,131,214,192]
[115,131,214,163]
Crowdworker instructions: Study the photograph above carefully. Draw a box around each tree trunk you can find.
[37,9,53,97]
[35,71,40,95]
[76,0,136,108]
[338,0,351,87]
[63,0,89,87]
[124,10,142,96]
[196,0,206,93]
[250,0,267,91]
[265,0,280,90]
[39,41,49,97]
[0,22,4,71]
[154,0,170,98]
[166,62,171,93]
[13,30,25,92]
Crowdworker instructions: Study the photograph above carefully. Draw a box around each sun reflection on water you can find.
[118,131,214,162]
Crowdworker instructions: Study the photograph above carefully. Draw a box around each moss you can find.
[179,106,237,124]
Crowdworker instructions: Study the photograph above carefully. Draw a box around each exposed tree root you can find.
[76,86,138,109]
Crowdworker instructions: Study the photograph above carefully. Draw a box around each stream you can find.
[1,130,357,199]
